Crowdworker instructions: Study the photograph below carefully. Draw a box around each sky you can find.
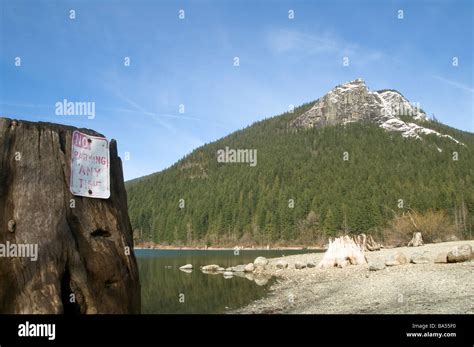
[1,0,473,180]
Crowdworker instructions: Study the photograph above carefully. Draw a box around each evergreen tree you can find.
[126,101,474,245]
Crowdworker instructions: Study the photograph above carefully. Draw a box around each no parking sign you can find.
[70,130,110,199]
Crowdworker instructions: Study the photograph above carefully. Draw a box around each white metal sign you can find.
[70,130,110,199]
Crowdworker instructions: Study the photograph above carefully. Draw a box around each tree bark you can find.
[0,118,140,313]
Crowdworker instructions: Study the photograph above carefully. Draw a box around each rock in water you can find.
[201,264,221,272]
[244,263,255,272]
[447,244,472,263]
[0,118,140,314]
[408,232,423,247]
[253,256,268,267]
[179,264,193,270]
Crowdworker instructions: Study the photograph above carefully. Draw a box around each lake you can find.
[136,249,318,314]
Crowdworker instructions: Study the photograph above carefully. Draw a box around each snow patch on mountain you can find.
[290,79,464,145]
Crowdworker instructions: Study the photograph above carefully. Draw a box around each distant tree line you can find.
[127,103,474,246]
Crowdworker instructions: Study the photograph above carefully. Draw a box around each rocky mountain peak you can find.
[290,79,462,144]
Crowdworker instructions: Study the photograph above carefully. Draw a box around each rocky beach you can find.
[231,240,474,314]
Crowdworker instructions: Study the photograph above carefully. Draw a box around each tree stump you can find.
[408,232,423,247]
[0,118,140,313]
[318,235,367,268]
[354,233,382,251]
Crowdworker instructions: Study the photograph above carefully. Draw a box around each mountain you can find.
[126,79,474,246]
[291,79,462,144]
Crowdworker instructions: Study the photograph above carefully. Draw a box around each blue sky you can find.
[1,0,473,180]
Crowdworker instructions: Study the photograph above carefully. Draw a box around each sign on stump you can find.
[70,130,110,199]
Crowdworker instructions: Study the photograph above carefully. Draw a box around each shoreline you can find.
[134,245,325,251]
[232,240,474,314]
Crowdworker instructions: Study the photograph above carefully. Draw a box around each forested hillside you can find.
[126,102,474,246]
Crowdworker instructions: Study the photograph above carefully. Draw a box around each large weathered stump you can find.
[0,118,140,313]
[318,235,367,268]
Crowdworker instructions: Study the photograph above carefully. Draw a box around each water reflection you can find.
[136,249,315,314]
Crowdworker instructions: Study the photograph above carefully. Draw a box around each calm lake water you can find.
[136,249,317,314]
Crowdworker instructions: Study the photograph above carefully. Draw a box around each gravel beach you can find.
[233,240,474,314]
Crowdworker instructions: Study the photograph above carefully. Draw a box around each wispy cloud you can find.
[0,102,53,109]
[432,75,474,94]
[0,101,202,123]
[101,74,231,130]
[266,29,354,55]
[265,28,383,66]
[100,106,202,122]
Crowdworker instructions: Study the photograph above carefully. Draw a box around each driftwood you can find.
[408,232,423,247]
[0,118,140,313]
[353,233,382,251]
[318,235,367,268]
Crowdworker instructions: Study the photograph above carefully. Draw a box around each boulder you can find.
[307,261,317,268]
[0,118,140,314]
[385,251,408,266]
[410,253,430,264]
[253,256,268,267]
[201,264,220,272]
[244,263,255,272]
[295,261,306,269]
[447,244,472,263]
[408,232,423,247]
[275,260,288,269]
[179,264,193,270]
[368,261,386,271]
[434,252,448,264]
[223,271,234,277]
